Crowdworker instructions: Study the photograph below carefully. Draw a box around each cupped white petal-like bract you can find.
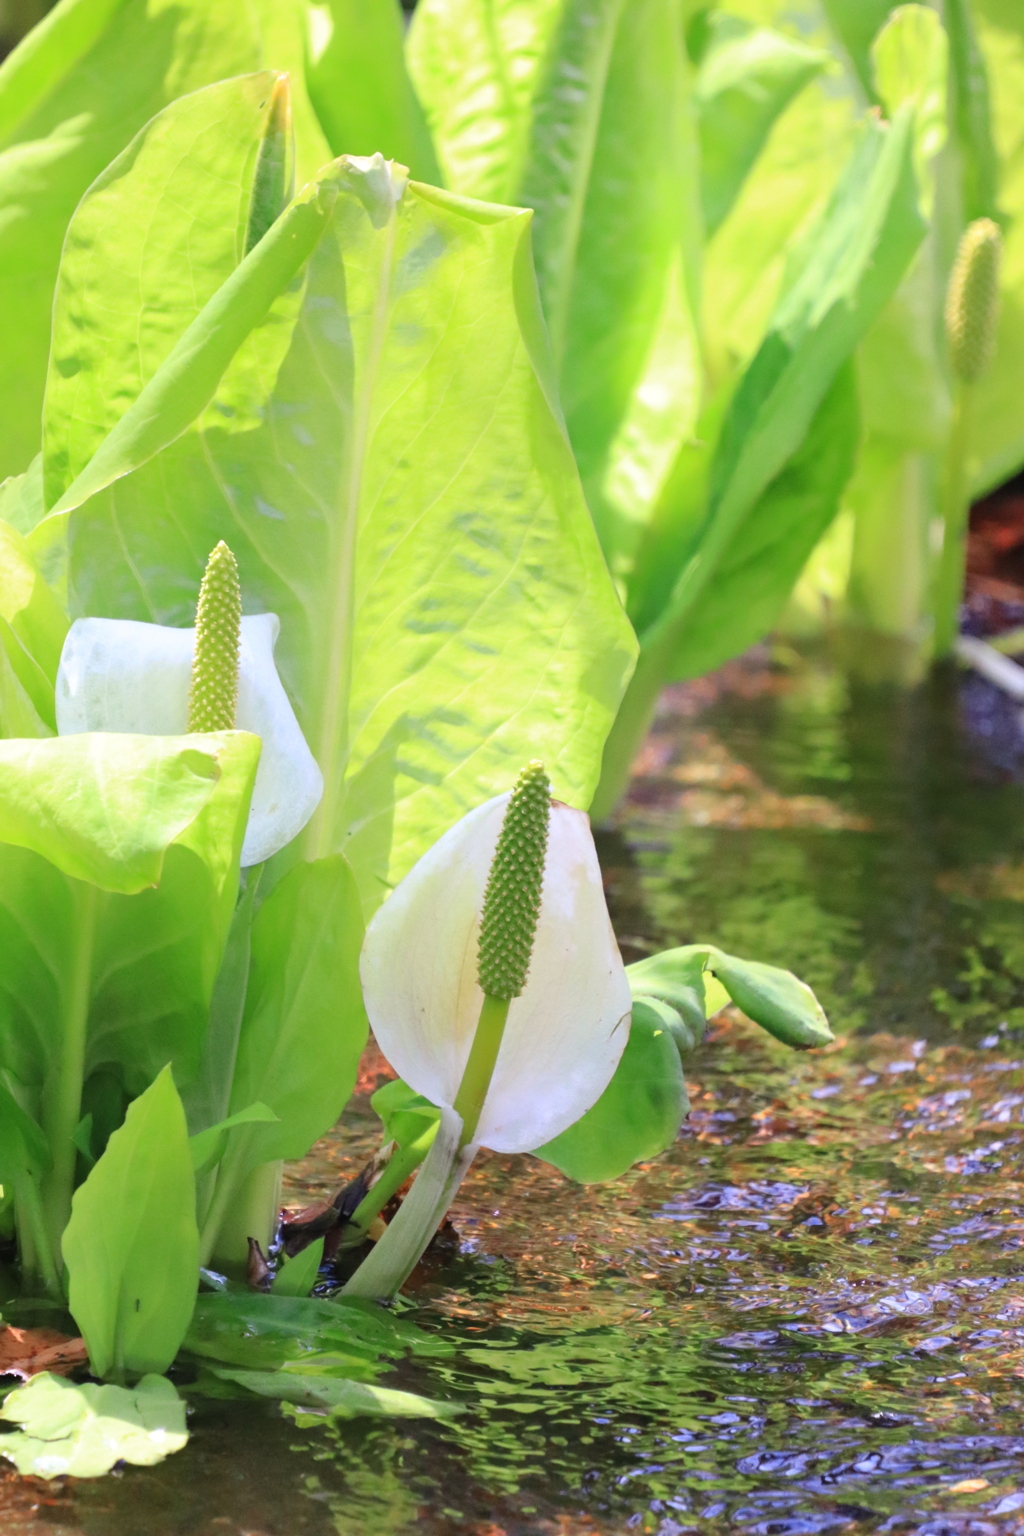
[360,795,632,1153]
[55,615,323,866]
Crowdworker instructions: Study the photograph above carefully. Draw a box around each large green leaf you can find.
[642,106,925,662]
[534,998,690,1183]
[694,12,826,236]
[407,0,563,203]
[667,362,859,679]
[50,157,634,903]
[196,854,366,1264]
[225,855,366,1169]
[700,0,860,392]
[306,0,440,183]
[409,0,701,580]
[43,73,295,510]
[0,732,234,891]
[522,0,701,571]
[0,0,331,481]
[62,1066,199,1378]
[0,731,258,1107]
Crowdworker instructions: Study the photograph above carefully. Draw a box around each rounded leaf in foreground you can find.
[360,794,632,1153]
[55,614,323,865]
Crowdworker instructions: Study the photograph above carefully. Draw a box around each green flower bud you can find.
[945,217,1002,384]
[477,761,551,1000]
[187,541,241,733]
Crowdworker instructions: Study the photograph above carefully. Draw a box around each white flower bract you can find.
[360,794,632,1153]
[55,614,323,866]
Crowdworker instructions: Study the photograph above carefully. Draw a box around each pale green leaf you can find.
[0,1372,187,1479]
[872,4,949,196]
[0,0,330,481]
[667,362,859,679]
[0,733,239,893]
[0,732,258,1106]
[0,520,67,727]
[224,856,367,1170]
[55,159,634,900]
[43,73,297,510]
[644,108,925,658]
[972,0,1024,492]
[189,1101,279,1173]
[695,13,826,235]
[63,1066,199,1378]
[407,0,562,202]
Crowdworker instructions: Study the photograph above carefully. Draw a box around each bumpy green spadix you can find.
[945,218,1002,384]
[187,542,241,733]
[477,761,551,999]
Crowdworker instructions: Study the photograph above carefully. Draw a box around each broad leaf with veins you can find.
[48,154,634,908]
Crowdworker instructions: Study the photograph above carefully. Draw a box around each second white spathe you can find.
[55,613,323,866]
[360,792,633,1153]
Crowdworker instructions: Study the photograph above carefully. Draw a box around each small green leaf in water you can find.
[0,1372,187,1479]
[271,1237,324,1297]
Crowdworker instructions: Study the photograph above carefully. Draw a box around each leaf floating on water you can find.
[0,1327,87,1381]
[0,1373,187,1479]
[207,1367,461,1420]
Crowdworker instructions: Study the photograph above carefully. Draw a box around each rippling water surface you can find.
[8,650,1024,1536]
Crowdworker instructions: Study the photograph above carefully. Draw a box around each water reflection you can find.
[26,648,1024,1535]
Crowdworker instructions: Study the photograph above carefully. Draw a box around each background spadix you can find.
[361,793,633,1154]
[55,614,323,866]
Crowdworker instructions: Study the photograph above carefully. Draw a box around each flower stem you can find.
[40,880,98,1269]
[341,1108,475,1301]
[452,994,511,1148]
[339,1121,439,1247]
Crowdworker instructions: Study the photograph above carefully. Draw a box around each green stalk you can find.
[14,1175,61,1300]
[451,995,511,1148]
[932,381,974,659]
[39,880,98,1267]
[341,1108,475,1301]
[338,1120,440,1248]
[198,1130,281,1270]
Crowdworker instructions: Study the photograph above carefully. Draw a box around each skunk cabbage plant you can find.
[0,67,635,1388]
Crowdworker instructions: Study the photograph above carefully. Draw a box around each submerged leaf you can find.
[184,1292,451,1377]
[0,1372,187,1478]
[207,1367,460,1419]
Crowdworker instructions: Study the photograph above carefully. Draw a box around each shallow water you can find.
[7,648,1024,1536]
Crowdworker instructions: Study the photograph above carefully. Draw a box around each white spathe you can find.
[360,794,632,1153]
[55,614,323,866]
